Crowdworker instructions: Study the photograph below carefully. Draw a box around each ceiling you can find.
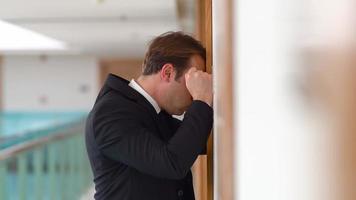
[0,0,187,58]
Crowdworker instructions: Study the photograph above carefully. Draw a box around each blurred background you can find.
[0,0,198,199]
[1,0,356,200]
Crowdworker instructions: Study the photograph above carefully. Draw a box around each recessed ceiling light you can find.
[0,20,67,51]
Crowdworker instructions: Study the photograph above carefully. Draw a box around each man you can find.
[85,31,213,200]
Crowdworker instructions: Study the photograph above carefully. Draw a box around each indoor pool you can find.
[0,112,87,149]
[0,111,91,200]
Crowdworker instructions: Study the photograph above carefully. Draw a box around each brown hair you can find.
[142,31,206,80]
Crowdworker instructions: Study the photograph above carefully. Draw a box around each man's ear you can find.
[160,63,174,82]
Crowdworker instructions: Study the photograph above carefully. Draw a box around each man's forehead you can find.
[188,55,206,70]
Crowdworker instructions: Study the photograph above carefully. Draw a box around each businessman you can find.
[85,31,213,200]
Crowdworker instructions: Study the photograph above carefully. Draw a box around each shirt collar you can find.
[128,79,161,114]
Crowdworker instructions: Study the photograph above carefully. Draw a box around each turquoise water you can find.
[0,112,87,150]
[0,112,90,200]
[6,172,53,200]
[5,171,85,200]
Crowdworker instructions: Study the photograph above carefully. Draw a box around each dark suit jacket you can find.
[85,74,213,200]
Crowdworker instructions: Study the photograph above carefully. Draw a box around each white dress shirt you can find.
[128,79,161,114]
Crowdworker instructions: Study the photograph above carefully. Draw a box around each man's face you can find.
[164,55,205,115]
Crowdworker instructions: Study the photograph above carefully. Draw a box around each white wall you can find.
[233,0,320,199]
[3,55,99,111]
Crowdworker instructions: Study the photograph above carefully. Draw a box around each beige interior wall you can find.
[212,0,235,199]
[191,0,213,200]
[99,59,143,86]
[305,48,356,200]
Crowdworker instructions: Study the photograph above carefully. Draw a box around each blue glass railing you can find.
[0,112,93,200]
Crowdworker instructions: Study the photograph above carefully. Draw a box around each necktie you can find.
[157,111,172,141]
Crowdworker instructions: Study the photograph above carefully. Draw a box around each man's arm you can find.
[93,100,213,180]
[170,116,207,155]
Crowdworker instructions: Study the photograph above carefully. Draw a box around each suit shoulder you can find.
[93,90,141,114]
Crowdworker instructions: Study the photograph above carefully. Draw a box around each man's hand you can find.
[185,67,213,107]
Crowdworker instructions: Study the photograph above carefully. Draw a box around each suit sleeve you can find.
[170,117,208,155]
[93,100,213,180]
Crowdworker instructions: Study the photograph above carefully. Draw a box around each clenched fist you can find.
[185,67,213,107]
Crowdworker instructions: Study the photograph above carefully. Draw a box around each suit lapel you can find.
[104,73,173,141]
